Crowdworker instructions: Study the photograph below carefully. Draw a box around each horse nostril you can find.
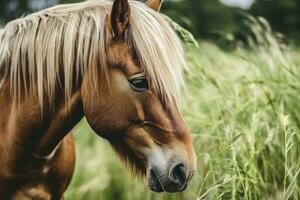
[170,163,187,186]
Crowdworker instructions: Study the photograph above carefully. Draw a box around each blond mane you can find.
[0,0,186,107]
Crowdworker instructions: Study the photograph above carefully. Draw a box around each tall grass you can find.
[66,17,300,200]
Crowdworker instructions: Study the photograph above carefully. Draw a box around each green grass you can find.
[65,18,300,200]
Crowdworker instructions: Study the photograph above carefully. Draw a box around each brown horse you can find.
[0,0,196,199]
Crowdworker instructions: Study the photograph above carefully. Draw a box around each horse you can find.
[0,0,197,199]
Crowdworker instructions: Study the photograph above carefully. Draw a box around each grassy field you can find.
[65,18,300,200]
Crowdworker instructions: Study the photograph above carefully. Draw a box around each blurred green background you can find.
[1,0,300,43]
[1,0,299,199]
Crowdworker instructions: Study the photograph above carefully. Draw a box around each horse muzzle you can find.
[147,163,194,193]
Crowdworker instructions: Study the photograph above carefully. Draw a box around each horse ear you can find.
[146,0,163,11]
[111,0,131,38]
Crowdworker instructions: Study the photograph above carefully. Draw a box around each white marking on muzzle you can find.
[146,144,171,172]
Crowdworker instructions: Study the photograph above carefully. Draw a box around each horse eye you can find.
[128,76,149,92]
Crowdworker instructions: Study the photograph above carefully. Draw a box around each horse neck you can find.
[34,89,84,157]
[0,81,83,165]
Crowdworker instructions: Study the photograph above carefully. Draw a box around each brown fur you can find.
[146,0,163,11]
[0,80,78,199]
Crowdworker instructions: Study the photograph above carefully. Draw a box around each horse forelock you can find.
[0,0,186,110]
